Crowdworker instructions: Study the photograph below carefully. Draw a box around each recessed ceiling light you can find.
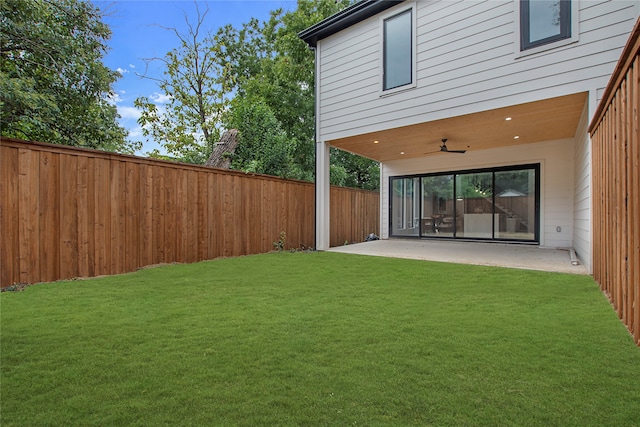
[400,151,405,155]
[505,117,512,121]
[514,136,520,139]
[373,140,379,144]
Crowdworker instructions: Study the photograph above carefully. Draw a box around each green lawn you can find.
[2,252,639,426]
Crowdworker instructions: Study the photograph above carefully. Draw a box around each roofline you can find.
[589,16,640,133]
[298,0,404,47]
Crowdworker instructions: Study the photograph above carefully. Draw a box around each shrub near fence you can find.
[589,18,640,346]
[0,138,379,288]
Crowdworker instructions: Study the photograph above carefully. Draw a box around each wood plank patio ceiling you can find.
[329,92,588,162]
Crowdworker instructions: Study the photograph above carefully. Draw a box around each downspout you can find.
[311,45,317,250]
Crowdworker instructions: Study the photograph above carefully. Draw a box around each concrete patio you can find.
[327,239,588,275]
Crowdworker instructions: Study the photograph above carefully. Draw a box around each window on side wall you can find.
[520,0,571,51]
[383,8,414,92]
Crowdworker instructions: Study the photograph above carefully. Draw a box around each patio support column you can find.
[316,140,330,250]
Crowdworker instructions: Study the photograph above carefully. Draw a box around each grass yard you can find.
[1,252,639,426]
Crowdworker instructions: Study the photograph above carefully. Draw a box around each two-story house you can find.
[300,0,639,272]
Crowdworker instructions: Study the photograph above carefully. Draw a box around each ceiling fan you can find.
[426,138,467,154]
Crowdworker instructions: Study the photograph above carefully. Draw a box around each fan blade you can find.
[425,139,466,154]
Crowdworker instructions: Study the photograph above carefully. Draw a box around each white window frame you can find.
[514,0,579,58]
[379,2,417,96]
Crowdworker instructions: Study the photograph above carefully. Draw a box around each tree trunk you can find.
[204,129,239,169]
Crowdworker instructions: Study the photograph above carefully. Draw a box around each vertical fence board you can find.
[631,57,640,342]
[263,180,275,252]
[221,172,231,257]
[186,170,198,263]
[17,149,39,283]
[77,156,90,278]
[1,146,18,286]
[152,164,165,265]
[164,167,177,263]
[196,172,206,261]
[125,161,140,272]
[39,151,60,282]
[59,154,78,279]
[139,163,153,267]
[114,161,127,274]
[94,156,110,275]
[252,178,261,254]
[212,173,224,258]
[86,158,96,278]
[234,175,244,255]
[210,173,219,259]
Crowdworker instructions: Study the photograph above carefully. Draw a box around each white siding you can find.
[380,138,576,248]
[573,101,591,270]
[317,0,639,142]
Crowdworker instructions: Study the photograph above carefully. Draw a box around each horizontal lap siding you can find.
[573,105,591,269]
[318,1,639,142]
[590,19,640,345]
[0,139,379,287]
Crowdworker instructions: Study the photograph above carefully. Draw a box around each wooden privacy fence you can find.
[330,185,380,247]
[589,18,639,346]
[0,138,380,288]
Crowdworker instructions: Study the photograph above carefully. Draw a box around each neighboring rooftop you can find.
[298,0,403,47]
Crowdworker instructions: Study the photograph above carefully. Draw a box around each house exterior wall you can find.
[573,102,592,269]
[312,0,638,264]
[317,0,638,142]
[381,138,576,248]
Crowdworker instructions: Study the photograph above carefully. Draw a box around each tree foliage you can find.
[227,100,298,178]
[133,0,379,188]
[330,148,380,191]
[215,0,380,189]
[134,4,229,163]
[0,0,132,152]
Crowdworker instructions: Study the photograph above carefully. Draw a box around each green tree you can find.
[0,0,132,152]
[134,4,229,163]
[216,0,380,188]
[330,148,380,190]
[227,99,298,178]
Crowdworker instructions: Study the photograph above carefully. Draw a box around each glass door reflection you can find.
[421,175,454,237]
[494,170,536,240]
[391,177,420,237]
[456,172,494,238]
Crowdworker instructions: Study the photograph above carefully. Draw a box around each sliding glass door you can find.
[389,164,539,242]
[391,177,420,236]
[494,169,536,240]
[421,175,454,237]
[456,172,494,238]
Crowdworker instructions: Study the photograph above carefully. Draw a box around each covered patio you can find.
[328,239,588,275]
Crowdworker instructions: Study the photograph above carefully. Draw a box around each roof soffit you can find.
[329,93,589,162]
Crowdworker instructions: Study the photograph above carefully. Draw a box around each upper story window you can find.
[520,0,571,51]
[383,8,414,92]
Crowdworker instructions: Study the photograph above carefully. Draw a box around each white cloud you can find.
[129,64,136,69]
[120,90,126,94]
[150,92,172,104]
[116,67,129,75]
[106,92,123,105]
[128,126,144,139]
[118,105,142,120]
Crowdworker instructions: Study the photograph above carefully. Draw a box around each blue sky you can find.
[92,0,296,155]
